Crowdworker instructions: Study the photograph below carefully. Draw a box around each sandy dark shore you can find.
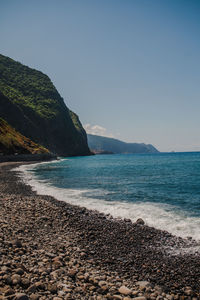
[0,162,200,300]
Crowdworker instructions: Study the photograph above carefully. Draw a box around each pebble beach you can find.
[0,162,200,300]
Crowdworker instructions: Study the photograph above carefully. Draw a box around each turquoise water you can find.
[18,152,200,240]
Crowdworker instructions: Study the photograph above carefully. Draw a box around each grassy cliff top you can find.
[0,118,49,155]
[0,54,64,119]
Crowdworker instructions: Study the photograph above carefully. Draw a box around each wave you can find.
[14,161,200,242]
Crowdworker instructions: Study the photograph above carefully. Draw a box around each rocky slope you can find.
[0,118,49,155]
[0,54,90,156]
[87,134,159,154]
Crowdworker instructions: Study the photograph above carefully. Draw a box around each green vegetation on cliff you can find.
[0,54,61,119]
[69,110,85,134]
[0,118,49,155]
[0,54,90,156]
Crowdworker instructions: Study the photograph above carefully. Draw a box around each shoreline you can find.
[0,154,57,163]
[0,161,200,299]
[16,158,200,242]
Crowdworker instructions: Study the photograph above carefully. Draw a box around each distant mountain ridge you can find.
[87,134,159,154]
[0,54,91,156]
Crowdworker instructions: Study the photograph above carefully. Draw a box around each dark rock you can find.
[13,240,22,248]
[5,288,15,296]
[14,293,29,300]
[3,275,12,285]
[35,281,46,291]
[136,218,145,225]
[21,278,30,288]
[47,283,57,293]
[26,284,36,294]
[68,269,77,278]
[15,268,24,275]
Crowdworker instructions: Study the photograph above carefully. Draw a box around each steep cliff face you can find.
[87,134,159,154]
[0,54,91,156]
[0,118,49,155]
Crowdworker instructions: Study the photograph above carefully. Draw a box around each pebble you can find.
[11,274,21,285]
[47,283,57,293]
[15,268,24,275]
[13,240,22,248]
[29,294,40,300]
[21,278,30,288]
[14,293,29,300]
[136,218,145,225]
[118,285,132,295]
[136,281,151,289]
[27,284,36,293]
[98,280,107,287]
[68,268,77,278]
[5,287,15,296]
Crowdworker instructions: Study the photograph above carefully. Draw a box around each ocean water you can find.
[16,152,200,241]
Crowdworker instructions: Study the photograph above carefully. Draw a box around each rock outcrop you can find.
[0,54,91,156]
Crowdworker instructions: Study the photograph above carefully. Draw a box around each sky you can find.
[0,0,200,152]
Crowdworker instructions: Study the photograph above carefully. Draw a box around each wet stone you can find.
[136,218,145,225]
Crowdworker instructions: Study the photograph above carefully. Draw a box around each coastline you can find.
[0,161,200,299]
[0,153,57,163]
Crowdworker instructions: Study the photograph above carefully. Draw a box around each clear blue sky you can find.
[1,0,200,152]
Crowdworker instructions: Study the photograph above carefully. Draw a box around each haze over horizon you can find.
[1,0,200,152]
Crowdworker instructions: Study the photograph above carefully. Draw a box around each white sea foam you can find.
[14,161,200,243]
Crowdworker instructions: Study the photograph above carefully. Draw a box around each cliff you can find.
[0,54,91,156]
[0,118,49,155]
[87,134,159,154]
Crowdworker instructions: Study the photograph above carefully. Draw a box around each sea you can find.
[16,152,200,241]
